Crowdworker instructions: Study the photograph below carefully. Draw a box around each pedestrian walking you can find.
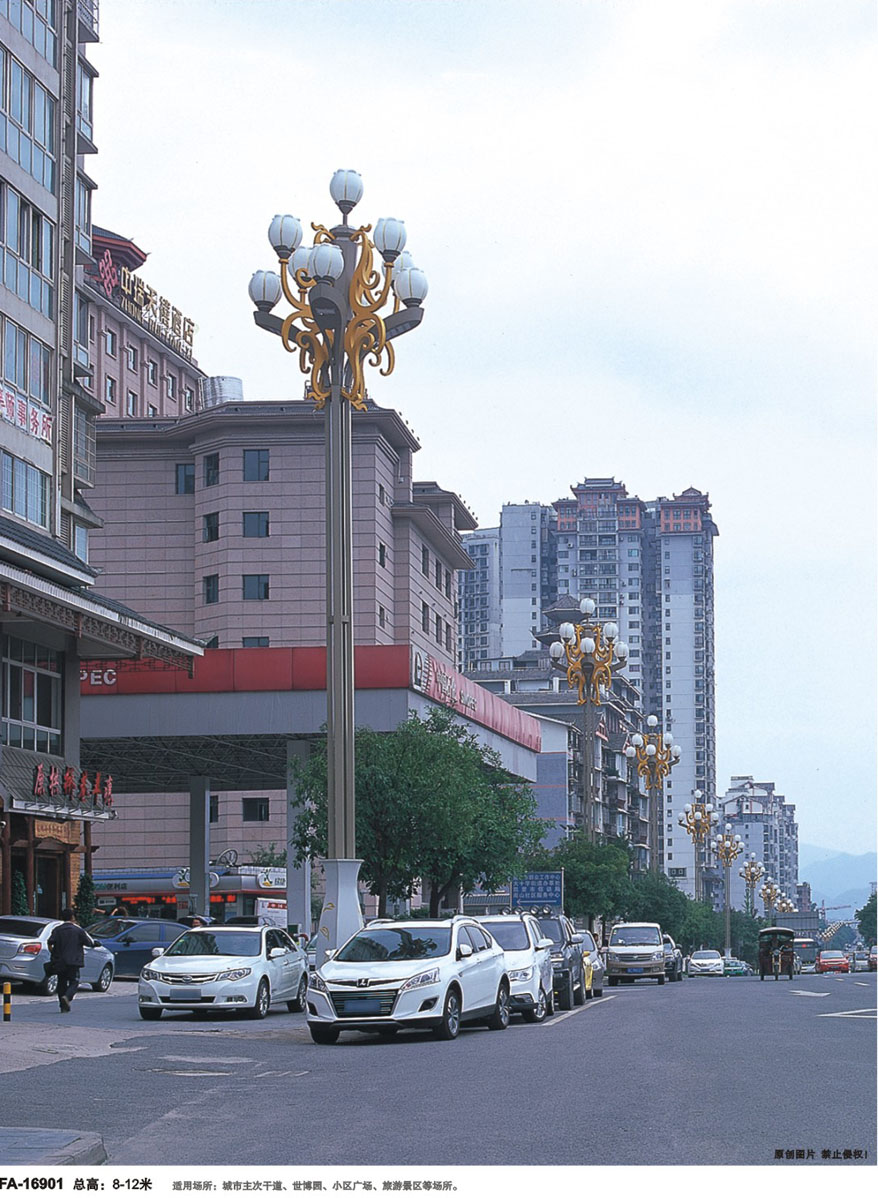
[47,908,95,1013]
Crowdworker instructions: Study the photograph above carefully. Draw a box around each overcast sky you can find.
[90,0,876,860]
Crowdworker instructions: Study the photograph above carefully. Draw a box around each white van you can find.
[605,922,666,985]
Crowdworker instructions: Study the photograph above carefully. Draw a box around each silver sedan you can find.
[0,915,115,995]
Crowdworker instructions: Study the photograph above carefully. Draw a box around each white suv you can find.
[478,913,555,1022]
[307,918,511,1044]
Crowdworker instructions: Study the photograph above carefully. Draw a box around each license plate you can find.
[172,988,202,1001]
[344,998,382,1015]
[629,967,643,974]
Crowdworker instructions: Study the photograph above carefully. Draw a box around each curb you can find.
[0,1128,107,1167]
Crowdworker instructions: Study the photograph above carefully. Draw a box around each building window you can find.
[184,387,194,411]
[147,404,158,418]
[203,512,219,542]
[242,797,269,823]
[0,182,55,317]
[1,635,62,755]
[167,373,177,399]
[147,359,157,385]
[73,523,88,562]
[209,795,219,824]
[378,542,386,568]
[422,602,429,632]
[126,390,137,416]
[243,637,270,648]
[203,636,220,649]
[2,315,50,402]
[243,574,270,600]
[378,605,386,628]
[203,574,219,604]
[1,451,49,528]
[378,483,385,505]
[125,345,137,371]
[243,449,270,481]
[104,376,116,405]
[2,58,56,191]
[242,511,269,538]
[175,463,194,494]
[445,569,451,599]
[435,614,442,643]
[435,560,442,589]
[421,546,429,576]
[204,453,220,486]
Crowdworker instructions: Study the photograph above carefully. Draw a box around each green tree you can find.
[247,843,286,867]
[74,871,97,926]
[529,835,630,926]
[856,892,876,945]
[728,909,762,965]
[11,870,29,916]
[677,900,721,956]
[290,709,544,917]
[620,871,691,942]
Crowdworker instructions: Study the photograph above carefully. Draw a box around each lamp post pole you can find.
[711,823,743,958]
[760,877,780,925]
[548,598,630,841]
[625,715,681,874]
[739,854,764,919]
[249,173,427,963]
[677,790,719,902]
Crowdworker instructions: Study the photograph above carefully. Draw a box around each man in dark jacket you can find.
[47,908,95,1013]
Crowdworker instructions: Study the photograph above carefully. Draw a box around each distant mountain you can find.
[798,850,876,915]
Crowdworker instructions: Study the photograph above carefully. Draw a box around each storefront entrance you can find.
[35,852,63,917]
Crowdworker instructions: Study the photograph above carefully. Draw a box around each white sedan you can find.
[687,949,724,977]
[138,925,308,1020]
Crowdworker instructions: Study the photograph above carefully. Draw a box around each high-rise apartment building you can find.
[719,776,799,913]
[458,526,501,668]
[458,476,718,892]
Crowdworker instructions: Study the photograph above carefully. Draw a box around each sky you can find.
[89,0,877,858]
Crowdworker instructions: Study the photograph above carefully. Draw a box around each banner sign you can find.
[510,871,564,909]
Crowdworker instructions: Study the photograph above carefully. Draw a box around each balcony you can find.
[78,0,100,42]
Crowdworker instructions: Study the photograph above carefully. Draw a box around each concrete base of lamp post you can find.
[314,858,363,968]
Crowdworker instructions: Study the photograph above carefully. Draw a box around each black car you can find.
[535,914,586,1010]
[662,933,684,982]
[86,917,189,977]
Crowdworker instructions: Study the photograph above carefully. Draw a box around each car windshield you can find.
[692,951,720,960]
[820,951,844,960]
[536,919,565,948]
[609,926,661,947]
[335,927,451,962]
[87,919,137,937]
[480,922,529,951]
[580,931,597,952]
[165,931,262,957]
[0,918,51,937]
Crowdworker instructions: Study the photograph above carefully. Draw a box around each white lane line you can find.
[790,990,831,998]
[855,982,869,987]
[543,995,616,1025]
[817,1008,877,1019]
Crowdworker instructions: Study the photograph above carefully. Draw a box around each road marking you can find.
[544,995,615,1025]
[160,1055,255,1064]
[254,1069,309,1077]
[790,990,830,998]
[855,982,869,987]
[817,1008,877,1019]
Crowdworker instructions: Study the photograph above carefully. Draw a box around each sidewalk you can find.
[0,1126,107,1165]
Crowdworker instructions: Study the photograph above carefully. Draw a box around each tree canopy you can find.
[856,892,876,945]
[289,708,545,916]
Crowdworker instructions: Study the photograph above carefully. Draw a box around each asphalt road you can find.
[1,970,875,1167]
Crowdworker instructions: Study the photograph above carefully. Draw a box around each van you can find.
[605,922,666,985]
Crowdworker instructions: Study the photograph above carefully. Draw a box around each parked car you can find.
[722,957,747,977]
[606,922,666,985]
[662,934,684,982]
[816,950,849,974]
[687,949,724,977]
[306,917,511,1044]
[478,912,554,1022]
[850,950,869,973]
[137,924,308,1020]
[0,915,115,995]
[178,915,217,928]
[577,927,605,997]
[222,916,275,926]
[86,917,189,977]
[870,946,877,972]
[534,913,586,1008]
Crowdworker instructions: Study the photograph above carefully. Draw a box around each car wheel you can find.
[657,973,666,985]
[574,975,586,1006]
[593,985,603,998]
[558,974,575,1009]
[434,987,462,1040]
[92,964,113,993]
[287,973,308,1013]
[37,972,59,997]
[523,986,548,1024]
[139,1007,162,1021]
[248,978,271,1020]
[309,1024,339,1045]
[487,981,510,1030]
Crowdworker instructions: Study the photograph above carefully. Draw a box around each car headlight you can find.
[141,967,161,981]
[398,968,440,993]
[309,972,328,993]
[507,967,533,983]
[652,951,664,961]
[217,967,252,981]
[550,953,564,964]
[607,953,619,963]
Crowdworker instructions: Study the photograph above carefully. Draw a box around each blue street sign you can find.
[510,871,564,909]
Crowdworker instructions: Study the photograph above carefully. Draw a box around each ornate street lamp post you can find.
[711,823,743,958]
[548,598,629,841]
[760,877,781,924]
[625,715,681,875]
[249,172,427,962]
[677,790,719,902]
[776,896,796,916]
[739,854,764,919]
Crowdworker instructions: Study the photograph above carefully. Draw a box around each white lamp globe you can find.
[291,245,312,282]
[646,714,659,728]
[646,744,656,757]
[603,622,618,641]
[394,266,428,307]
[329,169,363,215]
[248,270,282,311]
[579,597,596,616]
[549,641,564,660]
[393,249,416,275]
[268,214,303,258]
[615,641,629,659]
[373,217,407,260]
[625,746,636,758]
[308,242,345,283]
[672,745,681,758]
[582,637,596,655]
[631,734,644,748]
[559,623,575,643]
